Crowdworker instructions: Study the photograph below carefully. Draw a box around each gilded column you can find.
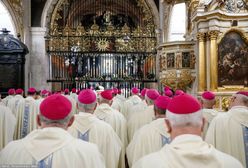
[208,30,219,91]
[197,32,206,91]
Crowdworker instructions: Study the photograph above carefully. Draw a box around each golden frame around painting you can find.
[216,28,248,92]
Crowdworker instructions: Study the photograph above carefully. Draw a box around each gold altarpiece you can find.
[190,0,248,110]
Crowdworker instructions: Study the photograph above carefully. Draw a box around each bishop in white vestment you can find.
[206,91,248,167]
[68,89,122,168]
[14,88,40,140]
[133,93,243,168]
[127,89,159,142]
[199,91,218,138]
[0,94,105,168]
[94,90,127,168]
[7,89,24,116]
[0,105,16,150]
[126,96,170,167]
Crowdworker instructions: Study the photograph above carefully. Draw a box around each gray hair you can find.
[166,110,203,128]
[77,101,96,112]
[99,96,111,104]
[39,112,73,127]
[200,97,215,108]
[236,94,248,107]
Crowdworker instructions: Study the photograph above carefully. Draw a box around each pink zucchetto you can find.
[100,90,113,100]
[141,88,147,97]
[118,89,122,94]
[64,89,69,94]
[175,90,184,96]
[78,89,96,104]
[155,96,171,110]
[146,89,160,100]
[202,91,215,100]
[167,93,201,115]
[164,90,173,97]
[71,88,76,93]
[40,94,72,120]
[15,89,23,94]
[41,90,48,95]
[28,87,36,94]
[131,87,140,94]
[8,88,15,95]
[236,91,248,97]
[112,88,118,94]
[164,86,171,92]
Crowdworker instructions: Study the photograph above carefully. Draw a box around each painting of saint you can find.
[218,31,248,87]
[167,53,175,68]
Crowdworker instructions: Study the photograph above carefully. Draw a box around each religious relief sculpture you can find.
[159,53,167,71]
[175,53,182,69]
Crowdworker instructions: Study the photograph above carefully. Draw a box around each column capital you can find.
[208,30,219,40]
[197,32,206,42]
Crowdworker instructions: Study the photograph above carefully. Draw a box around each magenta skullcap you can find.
[78,89,96,104]
[155,96,171,110]
[8,88,15,95]
[28,87,36,94]
[100,90,113,100]
[131,87,140,94]
[236,91,248,97]
[40,94,72,120]
[164,90,173,97]
[118,89,122,94]
[41,90,48,95]
[175,90,184,96]
[141,88,147,97]
[64,89,69,94]
[15,88,23,94]
[112,88,118,94]
[167,94,201,115]
[164,86,171,92]
[71,88,76,93]
[202,91,215,100]
[146,89,160,100]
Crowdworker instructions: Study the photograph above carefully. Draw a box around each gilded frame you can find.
[217,28,248,92]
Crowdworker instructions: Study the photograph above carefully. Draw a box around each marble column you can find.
[197,32,206,91]
[30,27,51,90]
[208,30,219,91]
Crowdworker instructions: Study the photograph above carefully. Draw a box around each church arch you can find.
[42,0,159,94]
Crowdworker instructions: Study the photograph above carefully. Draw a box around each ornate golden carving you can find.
[208,30,219,40]
[197,32,206,42]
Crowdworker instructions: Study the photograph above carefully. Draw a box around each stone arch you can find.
[41,0,159,35]
[0,0,20,36]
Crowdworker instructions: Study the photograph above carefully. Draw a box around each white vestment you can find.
[127,102,151,142]
[7,95,24,116]
[69,93,78,101]
[127,118,170,167]
[68,112,122,168]
[94,103,127,168]
[122,95,142,119]
[0,105,16,150]
[111,94,126,112]
[205,106,248,167]
[14,96,40,140]
[133,134,243,168]
[2,95,14,106]
[0,127,105,168]
[202,108,218,138]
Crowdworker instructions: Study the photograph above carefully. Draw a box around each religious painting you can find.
[167,53,175,68]
[182,52,191,68]
[218,31,248,87]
